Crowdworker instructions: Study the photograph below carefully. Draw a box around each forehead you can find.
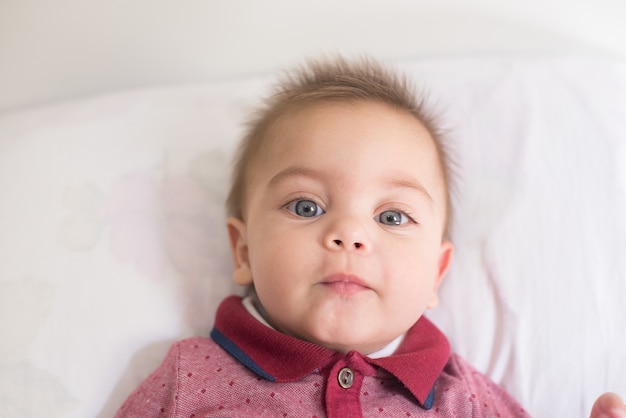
[256,100,443,176]
[246,100,447,210]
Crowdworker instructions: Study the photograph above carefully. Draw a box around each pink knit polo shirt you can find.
[116,296,529,417]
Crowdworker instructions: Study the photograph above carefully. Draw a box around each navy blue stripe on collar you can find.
[210,327,276,382]
[424,385,435,409]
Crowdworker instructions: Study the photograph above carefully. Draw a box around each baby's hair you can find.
[226,55,453,237]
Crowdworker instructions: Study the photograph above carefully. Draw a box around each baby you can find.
[116,56,625,417]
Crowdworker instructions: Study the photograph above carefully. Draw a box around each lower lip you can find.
[322,281,369,296]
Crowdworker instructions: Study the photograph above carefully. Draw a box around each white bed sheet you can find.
[1,56,625,418]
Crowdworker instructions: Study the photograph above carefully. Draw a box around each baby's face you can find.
[227,101,453,354]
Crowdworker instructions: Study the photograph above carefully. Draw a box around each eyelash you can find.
[283,195,325,214]
[283,197,417,225]
[377,209,418,226]
[284,198,324,218]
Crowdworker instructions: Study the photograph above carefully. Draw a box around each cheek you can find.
[248,228,310,284]
[387,242,440,289]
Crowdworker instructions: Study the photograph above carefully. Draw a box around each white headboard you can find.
[1,0,624,112]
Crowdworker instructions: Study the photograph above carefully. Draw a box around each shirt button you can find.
[337,367,354,389]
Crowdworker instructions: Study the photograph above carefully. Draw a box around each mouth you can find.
[319,273,372,296]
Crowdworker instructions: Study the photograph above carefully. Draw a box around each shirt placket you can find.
[324,351,376,418]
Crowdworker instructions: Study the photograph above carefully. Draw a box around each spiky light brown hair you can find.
[226,56,453,237]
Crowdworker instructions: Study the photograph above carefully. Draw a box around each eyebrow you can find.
[267,167,324,190]
[379,175,434,202]
[268,166,434,202]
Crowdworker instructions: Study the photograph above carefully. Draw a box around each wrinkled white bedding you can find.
[1,56,625,418]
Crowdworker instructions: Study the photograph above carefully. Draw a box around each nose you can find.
[323,217,370,253]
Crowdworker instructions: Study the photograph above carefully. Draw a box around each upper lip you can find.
[320,273,371,289]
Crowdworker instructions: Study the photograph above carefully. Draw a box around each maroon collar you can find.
[211,295,450,407]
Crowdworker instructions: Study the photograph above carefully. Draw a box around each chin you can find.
[311,334,385,355]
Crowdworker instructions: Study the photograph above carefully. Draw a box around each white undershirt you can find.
[242,295,404,359]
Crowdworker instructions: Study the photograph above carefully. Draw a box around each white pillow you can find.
[1,56,625,418]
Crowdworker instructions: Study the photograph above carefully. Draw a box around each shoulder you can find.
[442,353,498,387]
[151,337,220,366]
[173,336,222,355]
[167,336,234,369]
[170,336,255,384]
[115,336,241,417]
[433,353,530,417]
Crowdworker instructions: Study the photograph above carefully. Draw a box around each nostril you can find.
[329,239,364,250]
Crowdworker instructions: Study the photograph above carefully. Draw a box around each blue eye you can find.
[286,199,325,218]
[377,210,410,226]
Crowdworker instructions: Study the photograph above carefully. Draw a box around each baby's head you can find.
[225,56,454,354]
[227,57,453,230]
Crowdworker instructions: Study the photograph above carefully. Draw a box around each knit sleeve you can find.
[114,343,180,418]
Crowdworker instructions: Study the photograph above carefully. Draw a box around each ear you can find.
[427,240,454,309]
[226,217,253,286]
